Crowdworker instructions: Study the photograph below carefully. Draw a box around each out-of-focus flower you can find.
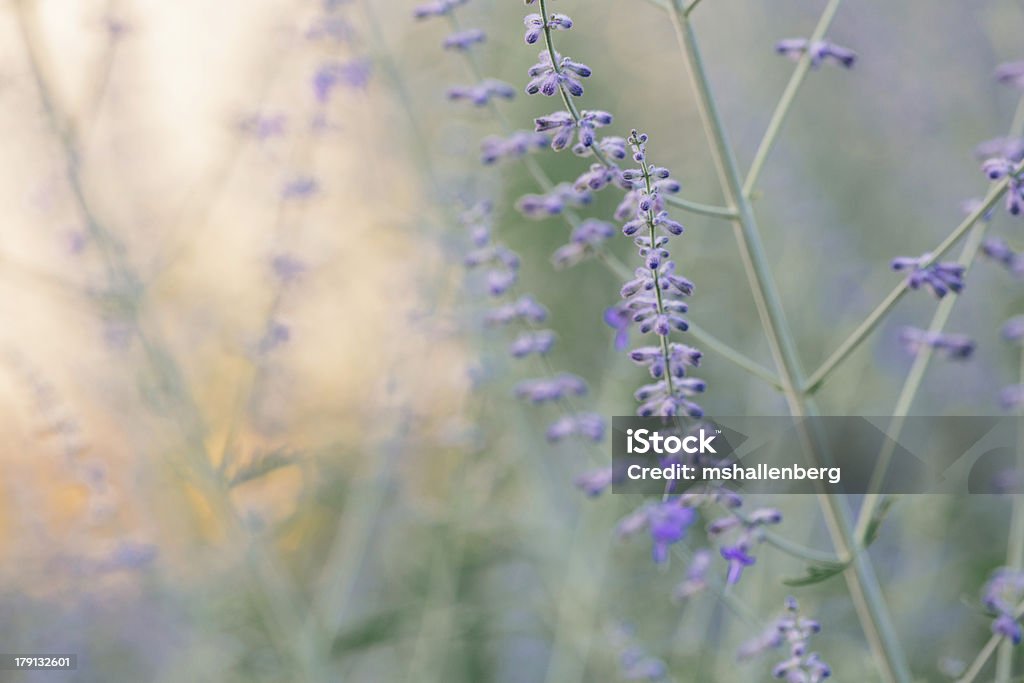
[775,38,857,68]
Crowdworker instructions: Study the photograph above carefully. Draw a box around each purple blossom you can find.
[525,50,591,97]
[975,136,1024,163]
[446,79,516,106]
[982,568,1024,644]
[982,237,1024,277]
[996,61,1024,90]
[891,253,966,298]
[485,296,548,325]
[1004,316,1024,343]
[574,467,613,496]
[443,28,485,50]
[552,218,615,268]
[532,109,611,152]
[674,549,712,600]
[720,545,756,584]
[480,131,549,165]
[618,501,697,564]
[412,0,468,20]
[775,38,857,68]
[508,330,556,358]
[1002,385,1024,411]
[547,412,606,443]
[516,182,592,217]
[604,304,632,351]
[980,157,1024,215]
[523,12,573,44]
[313,59,372,102]
[514,373,588,403]
[898,327,975,360]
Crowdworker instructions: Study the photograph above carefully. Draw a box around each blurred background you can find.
[0,0,1023,680]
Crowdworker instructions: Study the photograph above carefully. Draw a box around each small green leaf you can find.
[782,561,848,587]
[862,496,896,548]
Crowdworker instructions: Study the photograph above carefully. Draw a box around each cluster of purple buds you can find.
[533,110,612,152]
[525,50,590,97]
[981,157,1024,215]
[516,182,593,218]
[891,253,966,298]
[982,568,1024,645]
[617,499,698,564]
[523,11,572,44]
[898,327,975,360]
[739,597,831,682]
[463,204,605,442]
[446,79,516,106]
[982,237,1024,278]
[480,131,549,165]
[775,38,857,69]
[551,219,615,268]
[707,507,782,584]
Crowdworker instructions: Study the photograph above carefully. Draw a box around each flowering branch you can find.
[665,3,912,681]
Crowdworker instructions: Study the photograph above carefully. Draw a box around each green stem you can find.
[958,601,1024,683]
[803,178,1012,394]
[854,220,991,541]
[667,4,911,681]
[997,346,1024,681]
[742,0,843,197]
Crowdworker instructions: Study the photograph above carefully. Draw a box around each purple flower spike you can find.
[447,79,516,106]
[525,51,591,97]
[899,327,975,360]
[481,131,549,165]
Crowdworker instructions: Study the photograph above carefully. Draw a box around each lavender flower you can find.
[412,0,468,20]
[480,131,549,165]
[446,79,516,106]
[547,412,605,442]
[525,50,591,97]
[574,467,613,496]
[485,296,548,325]
[996,61,1024,90]
[1001,385,1024,411]
[775,38,857,69]
[982,237,1024,277]
[516,182,592,217]
[552,219,615,268]
[533,109,611,152]
[604,304,632,351]
[707,507,781,584]
[982,568,1024,644]
[975,136,1024,163]
[514,373,588,403]
[617,500,697,564]
[508,330,556,358]
[739,597,831,682]
[980,157,1024,215]
[1003,316,1024,343]
[443,28,486,51]
[523,12,572,45]
[674,549,712,600]
[891,253,966,298]
[898,327,975,360]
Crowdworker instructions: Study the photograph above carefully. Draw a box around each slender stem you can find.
[997,346,1024,681]
[958,601,1024,683]
[667,4,911,681]
[803,178,1012,394]
[743,0,843,197]
[684,0,705,16]
[854,221,991,540]
[639,153,677,398]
